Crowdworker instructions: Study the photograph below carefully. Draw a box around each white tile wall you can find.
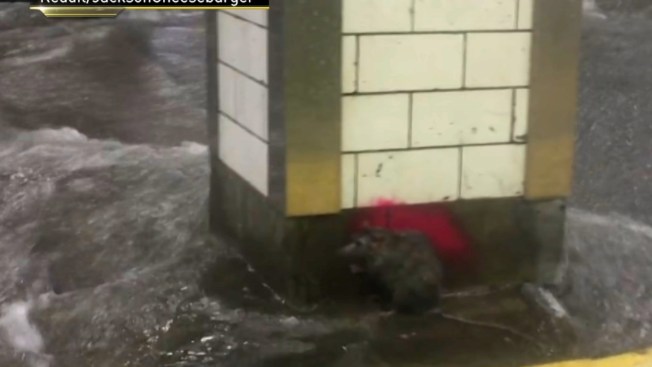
[461,144,525,199]
[219,64,269,141]
[465,32,532,88]
[219,114,269,196]
[411,90,512,147]
[217,11,270,197]
[341,154,356,209]
[223,9,268,27]
[357,148,460,206]
[341,1,535,208]
[414,0,517,31]
[358,34,464,92]
[218,12,268,84]
[342,94,410,151]
[342,36,357,94]
[343,0,413,33]
[518,0,534,29]
[513,88,529,142]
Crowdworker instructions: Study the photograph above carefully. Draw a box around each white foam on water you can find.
[178,141,208,155]
[1,45,72,68]
[583,0,608,20]
[0,300,50,367]
[27,127,89,144]
[568,208,652,240]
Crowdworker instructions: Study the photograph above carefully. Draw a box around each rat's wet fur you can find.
[338,227,444,314]
[339,227,551,349]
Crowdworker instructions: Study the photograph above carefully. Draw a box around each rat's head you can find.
[338,225,393,260]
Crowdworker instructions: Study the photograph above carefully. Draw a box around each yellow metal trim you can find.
[282,0,342,217]
[526,348,652,367]
[31,6,123,17]
[524,0,582,199]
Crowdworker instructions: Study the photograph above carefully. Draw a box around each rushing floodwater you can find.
[0,128,432,367]
[0,128,495,367]
[1,2,652,366]
[0,127,210,366]
[0,128,650,366]
[0,127,349,367]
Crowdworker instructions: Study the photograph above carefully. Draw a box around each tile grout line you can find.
[462,33,468,88]
[510,88,517,143]
[219,111,269,145]
[344,85,530,97]
[342,142,526,155]
[220,10,269,30]
[458,146,464,200]
[407,93,413,148]
[353,153,359,209]
[354,35,360,93]
[410,0,416,32]
[219,60,269,88]
[342,29,532,36]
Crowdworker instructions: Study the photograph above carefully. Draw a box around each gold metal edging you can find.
[282,0,342,216]
[30,6,123,17]
[524,0,582,199]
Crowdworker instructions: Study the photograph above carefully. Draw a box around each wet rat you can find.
[338,227,545,345]
[339,226,444,314]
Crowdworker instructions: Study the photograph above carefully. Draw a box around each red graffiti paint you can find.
[349,198,477,274]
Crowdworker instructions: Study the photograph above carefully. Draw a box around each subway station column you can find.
[205,0,582,303]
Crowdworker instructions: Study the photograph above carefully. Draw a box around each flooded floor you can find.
[0,126,580,367]
[0,126,579,367]
[0,2,651,367]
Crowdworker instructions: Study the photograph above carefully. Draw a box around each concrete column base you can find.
[209,160,356,304]
[209,158,567,305]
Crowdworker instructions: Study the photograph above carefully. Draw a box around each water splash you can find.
[583,0,608,20]
[0,300,51,367]
[0,127,368,366]
[561,208,652,355]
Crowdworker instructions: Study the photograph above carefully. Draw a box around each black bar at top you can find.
[29,0,269,6]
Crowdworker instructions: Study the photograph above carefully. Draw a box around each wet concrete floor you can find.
[198,255,578,367]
